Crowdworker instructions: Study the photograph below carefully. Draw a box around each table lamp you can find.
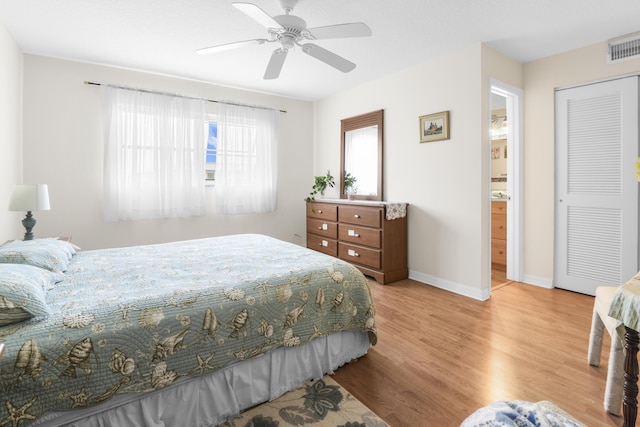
[8,184,51,240]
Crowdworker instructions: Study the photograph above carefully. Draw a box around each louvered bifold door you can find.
[555,76,639,296]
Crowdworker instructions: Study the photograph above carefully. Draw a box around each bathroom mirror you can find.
[340,109,383,201]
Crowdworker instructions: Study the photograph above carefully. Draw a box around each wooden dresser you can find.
[491,201,507,271]
[306,200,408,284]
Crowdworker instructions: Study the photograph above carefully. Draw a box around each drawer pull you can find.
[318,210,323,214]
[347,229,360,238]
[347,249,360,257]
[354,214,360,218]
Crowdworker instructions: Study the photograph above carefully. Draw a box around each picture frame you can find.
[419,110,449,143]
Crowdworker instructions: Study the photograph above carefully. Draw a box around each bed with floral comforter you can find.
[0,234,377,426]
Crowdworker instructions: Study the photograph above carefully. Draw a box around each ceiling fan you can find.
[196,0,372,79]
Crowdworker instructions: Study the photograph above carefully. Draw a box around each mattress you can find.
[0,234,377,425]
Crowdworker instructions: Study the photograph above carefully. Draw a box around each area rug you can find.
[216,376,389,427]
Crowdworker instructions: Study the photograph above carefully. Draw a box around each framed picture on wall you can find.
[419,111,450,143]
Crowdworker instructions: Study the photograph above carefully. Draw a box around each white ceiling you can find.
[1,0,639,101]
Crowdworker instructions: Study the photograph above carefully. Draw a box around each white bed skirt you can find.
[31,331,371,427]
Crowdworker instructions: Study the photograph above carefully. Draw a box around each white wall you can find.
[314,44,522,299]
[14,32,640,296]
[21,55,314,250]
[0,22,23,241]
[522,41,640,284]
[315,38,640,298]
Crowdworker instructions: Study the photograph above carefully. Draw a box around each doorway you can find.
[490,80,523,290]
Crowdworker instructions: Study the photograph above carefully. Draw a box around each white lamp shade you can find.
[8,184,51,212]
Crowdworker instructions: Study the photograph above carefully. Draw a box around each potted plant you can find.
[306,170,335,201]
[343,172,357,199]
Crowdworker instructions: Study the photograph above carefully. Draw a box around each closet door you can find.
[555,76,639,295]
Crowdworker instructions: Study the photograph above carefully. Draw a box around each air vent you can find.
[607,33,640,63]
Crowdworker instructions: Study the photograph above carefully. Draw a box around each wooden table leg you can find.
[623,326,639,427]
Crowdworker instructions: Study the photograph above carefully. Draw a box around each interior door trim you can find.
[490,79,524,284]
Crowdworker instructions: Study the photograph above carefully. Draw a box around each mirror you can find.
[340,109,383,201]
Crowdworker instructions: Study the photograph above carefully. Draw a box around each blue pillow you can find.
[0,239,78,273]
[36,238,79,260]
[0,263,59,326]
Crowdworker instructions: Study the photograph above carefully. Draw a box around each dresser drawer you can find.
[491,201,506,214]
[491,238,506,265]
[338,205,382,228]
[338,224,381,248]
[307,203,338,221]
[305,200,408,285]
[491,213,506,240]
[338,242,381,269]
[307,234,338,257]
[307,218,338,239]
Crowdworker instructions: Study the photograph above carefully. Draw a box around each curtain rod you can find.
[83,81,287,113]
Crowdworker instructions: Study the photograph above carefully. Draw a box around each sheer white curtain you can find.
[214,103,278,214]
[102,86,207,221]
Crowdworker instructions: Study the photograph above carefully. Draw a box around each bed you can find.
[0,234,377,426]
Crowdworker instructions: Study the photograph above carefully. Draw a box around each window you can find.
[205,121,217,183]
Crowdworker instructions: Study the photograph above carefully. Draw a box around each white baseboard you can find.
[408,270,491,301]
[520,274,554,289]
[407,270,555,300]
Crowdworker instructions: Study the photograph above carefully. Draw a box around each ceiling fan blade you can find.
[301,43,356,73]
[306,22,372,40]
[196,39,268,55]
[264,48,288,80]
[232,2,283,31]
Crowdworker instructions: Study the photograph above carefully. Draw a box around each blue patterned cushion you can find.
[0,238,78,273]
[461,400,585,427]
[0,263,59,325]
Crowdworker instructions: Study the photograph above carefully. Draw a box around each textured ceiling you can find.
[1,0,639,101]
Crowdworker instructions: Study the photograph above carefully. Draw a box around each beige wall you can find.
[522,41,640,284]
[9,23,640,297]
[315,38,640,299]
[314,44,522,299]
[21,55,314,250]
[0,22,23,241]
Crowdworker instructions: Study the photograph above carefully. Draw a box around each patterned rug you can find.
[216,376,389,427]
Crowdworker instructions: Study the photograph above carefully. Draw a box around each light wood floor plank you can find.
[333,279,622,427]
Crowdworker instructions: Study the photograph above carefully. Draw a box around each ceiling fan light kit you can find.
[197,0,371,80]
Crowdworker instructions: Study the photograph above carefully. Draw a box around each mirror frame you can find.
[340,109,384,201]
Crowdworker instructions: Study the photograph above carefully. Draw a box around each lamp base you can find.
[22,211,36,240]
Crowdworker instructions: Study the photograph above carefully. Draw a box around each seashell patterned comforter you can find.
[0,234,377,425]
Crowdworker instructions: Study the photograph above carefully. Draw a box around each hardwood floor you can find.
[333,279,622,427]
[491,268,512,289]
